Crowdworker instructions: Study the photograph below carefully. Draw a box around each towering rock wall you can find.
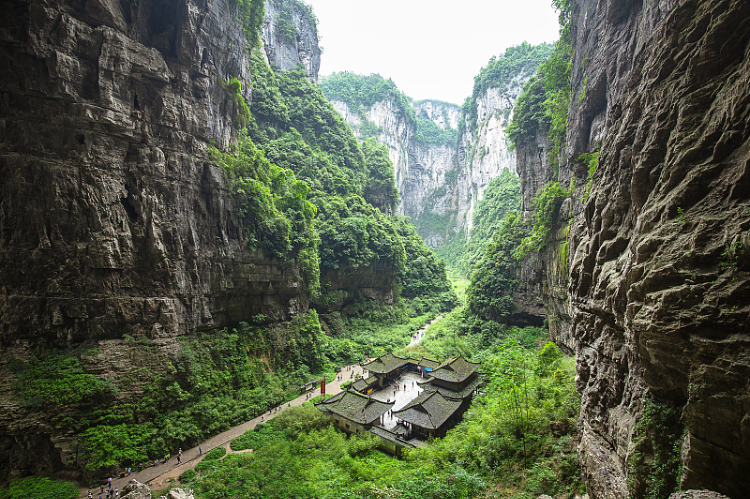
[262,0,321,80]
[0,0,309,345]
[0,0,317,475]
[513,127,578,348]
[565,0,750,497]
[329,82,527,248]
[458,83,524,233]
[331,98,414,194]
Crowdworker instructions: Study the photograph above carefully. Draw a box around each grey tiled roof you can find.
[369,426,416,448]
[392,390,462,430]
[315,389,393,424]
[421,375,481,400]
[430,356,480,384]
[418,358,440,370]
[350,376,378,392]
[362,352,409,375]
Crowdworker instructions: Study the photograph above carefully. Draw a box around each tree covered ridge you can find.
[3,8,459,484]
[459,42,554,138]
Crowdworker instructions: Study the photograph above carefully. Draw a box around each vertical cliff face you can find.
[331,98,414,193]
[327,75,532,248]
[513,126,579,348]
[0,0,314,475]
[458,84,523,233]
[262,0,321,80]
[565,0,750,497]
[0,0,310,345]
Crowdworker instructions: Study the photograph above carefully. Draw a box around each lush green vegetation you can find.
[319,72,416,129]
[460,42,554,138]
[0,477,78,499]
[466,212,528,322]
[181,314,581,499]
[233,0,265,49]
[415,117,458,147]
[513,181,569,260]
[507,1,572,172]
[463,171,522,274]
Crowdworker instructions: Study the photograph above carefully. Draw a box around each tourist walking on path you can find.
[79,360,361,499]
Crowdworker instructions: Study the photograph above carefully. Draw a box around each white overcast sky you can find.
[304,0,562,105]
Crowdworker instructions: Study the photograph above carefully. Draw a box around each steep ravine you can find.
[324,51,545,248]
[0,0,322,477]
[564,0,750,497]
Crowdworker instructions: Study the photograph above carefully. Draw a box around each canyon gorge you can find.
[0,0,748,498]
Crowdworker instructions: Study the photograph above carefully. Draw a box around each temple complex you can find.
[316,353,482,456]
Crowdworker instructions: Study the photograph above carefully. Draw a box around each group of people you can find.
[89,477,118,499]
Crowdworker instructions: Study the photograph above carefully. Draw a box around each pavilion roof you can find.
[369,426,416,448]
[421,375,481,400]
[362,352,409,375]
[350,376,379,392]
[315,389,393,425]
[430,356,480,384]
[418,358,440,370]
[392,390,462,430]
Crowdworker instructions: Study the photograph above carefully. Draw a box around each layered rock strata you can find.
[567,0,750,497]
[262,0,320,80]
[0,0,310,476]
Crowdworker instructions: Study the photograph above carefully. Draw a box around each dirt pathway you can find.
[408,314,442,347]
[79,362,367,498]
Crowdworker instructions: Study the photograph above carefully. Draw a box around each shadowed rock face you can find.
[567,0,750,497]
[0,0,311,475]
[262,0,321,81]
[0,0,309,345]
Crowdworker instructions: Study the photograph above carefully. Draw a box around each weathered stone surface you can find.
[0,0,308,476]
[566,0,750,498]
[669,490,731,499]
[121,479,152,499]
[160,488,193,499]
[262,0,320,81]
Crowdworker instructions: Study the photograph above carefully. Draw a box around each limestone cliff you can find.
[0,0,310,476]
[457,82,525,234]
[512,127,578,345]
[0,0,308,344]
[564,0,750,497]
[262,0,320,80]
[323,49,547,248]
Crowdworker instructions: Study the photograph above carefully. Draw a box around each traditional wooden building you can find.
[369,425,416,457]
[420,356,482,399]
[349,375,379,395]
[392,390,464,439]
[395,356,482,439]
[361,352,409,387]
[315,389,393,435]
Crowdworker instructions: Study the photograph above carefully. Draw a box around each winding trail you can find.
[78,362,368,498]
[408,314,442,347]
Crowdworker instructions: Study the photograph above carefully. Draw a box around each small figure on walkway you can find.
[88,491,92,499]
[100,484,104,494]
[139,462,142,472]
[115,488,119,498]
[199,443,202,455]
[108,477,112,490]
[127,467,131,476]
[177,454,181,464]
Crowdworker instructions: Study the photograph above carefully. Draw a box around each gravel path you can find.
[79,362,367,498]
